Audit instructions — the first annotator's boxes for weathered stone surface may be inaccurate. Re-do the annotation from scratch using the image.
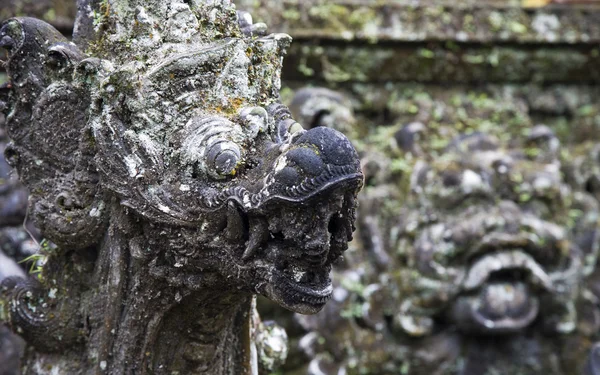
[237,0,600,44]
[0,2,363,374]
[3,1,600,84]
[282,43,600,83]
[262,85,600,375]
[2,2,599,374]
[236,1,600,85]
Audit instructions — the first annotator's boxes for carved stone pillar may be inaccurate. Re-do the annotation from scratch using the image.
[0,1,363,374]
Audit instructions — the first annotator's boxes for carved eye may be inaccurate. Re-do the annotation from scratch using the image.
[182,116,246,180]
[206,141,241,177]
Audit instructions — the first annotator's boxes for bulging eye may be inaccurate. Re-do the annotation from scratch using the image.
[206,140,241,177]
[182,116,247,180]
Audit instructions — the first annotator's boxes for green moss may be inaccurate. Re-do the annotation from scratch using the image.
[348,8,378,31]
[510,21,528,34]
[43,8,56,22]
[282,9,301,22]
[0,299,8,323]
[418,48,435,59]
[308,4,350,33]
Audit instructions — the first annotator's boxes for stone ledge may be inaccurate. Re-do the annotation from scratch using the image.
[282,43,600,83]
[238,0,600,44]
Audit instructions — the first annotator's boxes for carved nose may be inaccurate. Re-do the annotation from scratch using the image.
[262,125,362,205]
[292,127,358,167]
[273,126,361,187]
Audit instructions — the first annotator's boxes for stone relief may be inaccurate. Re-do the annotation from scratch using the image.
[0,1,363,374]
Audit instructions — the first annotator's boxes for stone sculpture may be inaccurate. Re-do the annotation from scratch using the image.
[0,112,36,375]
[286,87,600,375]
[0,1,363,373]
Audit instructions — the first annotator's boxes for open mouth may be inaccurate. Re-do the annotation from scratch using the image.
[452,250,555,333]
[268,265,334,314]
[462,250,554,292]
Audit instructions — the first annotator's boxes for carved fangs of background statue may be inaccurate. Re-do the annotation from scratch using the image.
[0,1,363,373]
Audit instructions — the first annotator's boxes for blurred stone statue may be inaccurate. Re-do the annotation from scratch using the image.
[287,87,600,375]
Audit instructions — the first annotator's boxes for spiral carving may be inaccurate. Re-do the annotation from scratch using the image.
[2,278,83,352]
[182,116,245,179]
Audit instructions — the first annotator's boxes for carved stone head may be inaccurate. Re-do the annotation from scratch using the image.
[0,2,362,369]
[392,126,599,336]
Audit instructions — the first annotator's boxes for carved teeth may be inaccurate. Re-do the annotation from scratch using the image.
[224,201,246,241]
[242,217,269,260]
[462,250,553,291]
[292,267,307,283]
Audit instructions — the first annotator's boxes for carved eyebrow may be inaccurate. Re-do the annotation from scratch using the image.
[147,39,240,80]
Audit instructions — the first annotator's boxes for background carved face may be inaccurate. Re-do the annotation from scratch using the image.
[392,128,600,335]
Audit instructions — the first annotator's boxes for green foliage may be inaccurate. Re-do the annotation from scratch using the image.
[18,239,53,281]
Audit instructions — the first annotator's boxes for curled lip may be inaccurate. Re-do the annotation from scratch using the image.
[467,229,566,268]
[452,245,581,333]
[273,267,333,297]
[247,172,364,210]
[265,267,334,314]
[462,250,554,292]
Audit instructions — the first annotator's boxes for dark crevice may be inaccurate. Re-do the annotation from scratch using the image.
[270,231,285,241]
[309,110,330,129]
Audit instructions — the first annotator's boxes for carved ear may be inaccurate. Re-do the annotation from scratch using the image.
[1,18,108,250]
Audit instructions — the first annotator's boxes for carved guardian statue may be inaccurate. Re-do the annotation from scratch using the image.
[0,1,363,374]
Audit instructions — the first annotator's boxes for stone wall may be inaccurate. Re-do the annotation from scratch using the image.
[236,0,600,121]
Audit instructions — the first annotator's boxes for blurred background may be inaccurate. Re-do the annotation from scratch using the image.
[2,1,600,374]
